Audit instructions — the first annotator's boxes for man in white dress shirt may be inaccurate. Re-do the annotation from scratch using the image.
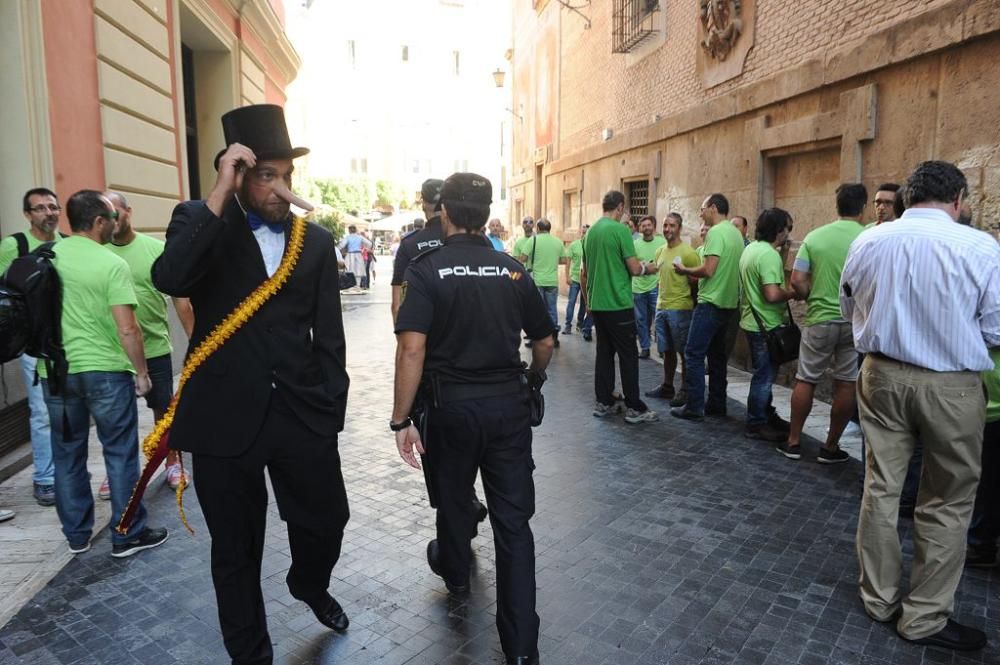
[841,160,1000,652]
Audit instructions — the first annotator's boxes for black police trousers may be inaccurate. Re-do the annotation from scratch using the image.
[427,391,539,659]
[193,392,350,665]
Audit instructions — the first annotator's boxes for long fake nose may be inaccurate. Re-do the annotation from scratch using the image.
[271,181,315,212]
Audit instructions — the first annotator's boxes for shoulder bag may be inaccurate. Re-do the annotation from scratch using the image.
[748,300,800,366]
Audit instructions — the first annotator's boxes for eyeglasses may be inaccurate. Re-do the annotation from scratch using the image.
[100,210,119,221]
[28,204,61,213]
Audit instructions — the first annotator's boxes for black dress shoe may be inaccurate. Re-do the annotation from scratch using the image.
[644,384,675,399]
[304,593,349,632]
[639,349,650,359]
[426,540,469,594]
[506,656,539,665]
[704,405,727,417]
[473,498,488,523]
[670,407,703,421]
[900,619,987,651]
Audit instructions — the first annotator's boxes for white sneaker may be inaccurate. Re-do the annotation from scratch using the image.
[165,463,190,491]
[625,408,658,424]
[0,509,15,523]
[593,402,615,418]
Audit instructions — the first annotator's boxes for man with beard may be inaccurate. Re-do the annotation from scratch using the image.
[0,188,63,506]
[152,105,351,665]
[41,190,166,558]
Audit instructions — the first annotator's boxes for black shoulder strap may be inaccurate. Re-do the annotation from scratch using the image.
[13,233,28,258]
[529,236,537,270]
[410,244,443,264]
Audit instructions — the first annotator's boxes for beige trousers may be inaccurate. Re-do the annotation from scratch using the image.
[856,354,984,639]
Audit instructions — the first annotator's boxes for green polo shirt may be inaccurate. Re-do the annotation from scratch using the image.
[0,232,62,274]
[698,220,744,309]
[583,217,635,311]
[654,242,700,310]
[793,219,865,326]
[739,241,787,332]
[50,236,138,376]
[108,233,172,359]
[522,233,564,288]
[566,239,584,283]
[632,235,666,294]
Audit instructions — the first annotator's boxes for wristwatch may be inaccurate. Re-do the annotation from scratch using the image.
[389,417,412,432]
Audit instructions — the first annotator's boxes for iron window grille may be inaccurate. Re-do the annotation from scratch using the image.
[626,180,650,219]
[612,0,660,53]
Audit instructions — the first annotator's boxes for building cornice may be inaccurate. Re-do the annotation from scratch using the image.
[224,0,301,83]
[544,0,999,176]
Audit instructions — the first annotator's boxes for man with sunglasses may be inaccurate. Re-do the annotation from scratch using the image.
[40,189,166,559]
[0,188,64,506]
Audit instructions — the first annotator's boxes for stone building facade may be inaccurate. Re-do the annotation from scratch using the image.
[0,0,298,463]
[508,0,1000,247]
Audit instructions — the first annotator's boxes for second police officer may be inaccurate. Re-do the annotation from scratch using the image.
[391,173,554,665]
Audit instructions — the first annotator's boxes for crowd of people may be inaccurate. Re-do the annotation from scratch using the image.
[1,97,997,665]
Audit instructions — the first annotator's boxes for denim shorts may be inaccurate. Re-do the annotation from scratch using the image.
[654,309,692,355]
[144,354,174,412]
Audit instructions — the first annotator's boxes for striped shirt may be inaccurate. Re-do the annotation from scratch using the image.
[840,207,1000,372]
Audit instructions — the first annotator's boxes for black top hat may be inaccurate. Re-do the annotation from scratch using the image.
[213,104,309,170]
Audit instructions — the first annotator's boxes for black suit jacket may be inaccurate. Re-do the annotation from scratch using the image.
[152,199,349,457]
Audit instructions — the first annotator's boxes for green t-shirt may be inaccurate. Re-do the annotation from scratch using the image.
[108,233,172,359]
[53,236,138,375]
[739,241,787,331]
[566,239,585,283]
[521,233,564,288]
[654,242,700,310]
[0,232,62,274]
[513,235,533,261]
[984,348,1000,424]
[632,236,666,294]
[583,217,635,311]
[793,219,865,326]
[698,220,744,309]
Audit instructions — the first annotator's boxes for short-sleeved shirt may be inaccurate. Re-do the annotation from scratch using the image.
[393,217,445,286]
[513,235,534,261]
[0,232,62,274]
[654,242,700,310]
[339,233,368,253]
[739,241,787,332]
[487,234,505,251]
[395,233,553,385]
[108,233,172,359]
[583,217,635,312]
[794,219,864,326]
[632,236,666,294]
[566,239,585,283]
[521,233,564,288]
[52,236,138,375]
[698,220,744,309]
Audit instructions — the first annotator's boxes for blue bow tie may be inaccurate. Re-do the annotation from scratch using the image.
[247,211,286,234]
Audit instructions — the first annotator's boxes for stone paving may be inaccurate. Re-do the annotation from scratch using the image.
[0,280,997,665]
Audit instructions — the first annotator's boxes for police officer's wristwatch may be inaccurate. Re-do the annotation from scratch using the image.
[389,417,412,432]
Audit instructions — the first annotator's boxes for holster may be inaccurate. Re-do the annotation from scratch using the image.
[411,384,437,508]
[521,367,546,427]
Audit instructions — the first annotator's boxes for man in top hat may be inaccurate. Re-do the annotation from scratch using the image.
[152,104,351,665]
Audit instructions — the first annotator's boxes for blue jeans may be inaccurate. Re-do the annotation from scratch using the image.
[43,372,147,546]
[20,354,54,485]
[683,303,735,415]
[564,282,591,333]
[654,309,692,355]
[538,286,559,330]
[745,331,777,426]
[633,289,658,351]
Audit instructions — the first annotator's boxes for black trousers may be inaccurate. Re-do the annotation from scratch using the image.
[592,309,646,411]
[193,393,350,665]
[428,392,539,659]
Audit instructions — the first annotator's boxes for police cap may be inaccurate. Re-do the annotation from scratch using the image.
[440,173,493,208]
[421,179,444,206]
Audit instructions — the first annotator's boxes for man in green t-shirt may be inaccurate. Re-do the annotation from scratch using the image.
[632,216,666,359]
[563,224,592,339]
[518,219,565,347]
[42,189,168,558]
[512,216,534,260]
[581,191,657,424]
[106,192,195,496]
[779,183,867,463]
[646,212,700,406]
[671,193,744,420]
[0,188,63,507]
[739,208,799,443]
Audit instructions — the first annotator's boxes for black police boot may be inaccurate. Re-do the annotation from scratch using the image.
[303,592,349,632]
[426,540,469,594]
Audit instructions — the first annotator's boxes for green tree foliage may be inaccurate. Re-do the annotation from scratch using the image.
[311,208,344,243]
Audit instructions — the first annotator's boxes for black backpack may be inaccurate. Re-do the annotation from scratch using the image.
[0,242,67,393]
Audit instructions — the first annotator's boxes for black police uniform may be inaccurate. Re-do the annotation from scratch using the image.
[395,233,553,659]
[391,215,445,287]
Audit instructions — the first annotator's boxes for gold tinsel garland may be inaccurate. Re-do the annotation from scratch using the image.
[117,215,307,535]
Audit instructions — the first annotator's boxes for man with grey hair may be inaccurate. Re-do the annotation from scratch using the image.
[106,191,194,496]
[487,218,506,251]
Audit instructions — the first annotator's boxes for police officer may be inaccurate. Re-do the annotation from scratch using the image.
[392,173,554,665]
[391,178,445,321]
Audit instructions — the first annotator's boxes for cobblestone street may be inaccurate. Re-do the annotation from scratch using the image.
[1,281,997,665]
